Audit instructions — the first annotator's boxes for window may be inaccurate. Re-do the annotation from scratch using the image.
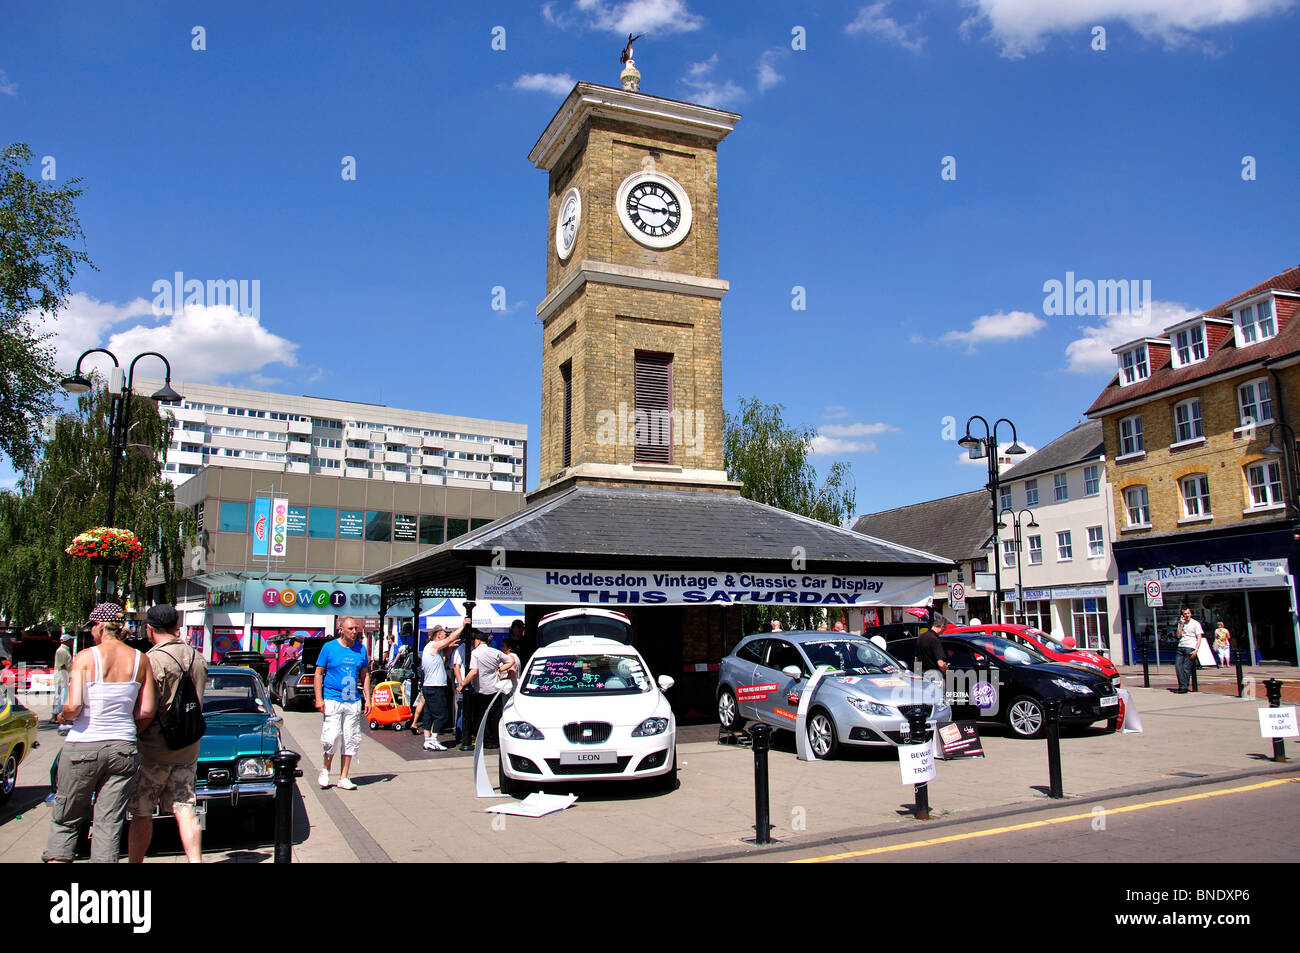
[1084,465,1100,496]
[1070,598,1109,651]
[1181,474,1211,518]
[633,351,673,464]
[1027,535,1043,565]
[1054,472,1069,502]
[1002,539,1017,568]
[308,506,336,539]
[1024,479,1038,506]
[1246,461,1283,508]
[1000,485,1012,512]
[1174,399,1203,443]
[1172,325,1206,366]
[1057,530,1073,561]
[218,502,247,533]
[934,572,949,586]
[1005,600,1050,631]
[1087,525,1105,558]
[1238,379,1274,428]
[1119,345,1149,385]
[560,361,572,468]
[1124,486,1151,526]
[1236,297,1277,346]
[1119,415,1144,456]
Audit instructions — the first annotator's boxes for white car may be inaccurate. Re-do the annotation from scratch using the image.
[498,610,677,795]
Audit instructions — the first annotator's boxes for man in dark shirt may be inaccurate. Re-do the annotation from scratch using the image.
[916,616,949,685]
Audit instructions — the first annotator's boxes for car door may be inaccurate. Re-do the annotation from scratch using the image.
[940,640,990,721]
[759,639,808,729]
[729,638,766,720]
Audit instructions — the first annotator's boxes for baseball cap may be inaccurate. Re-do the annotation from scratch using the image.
[60,633,75,643]
[145,603,179,629]
[88,603,125,625]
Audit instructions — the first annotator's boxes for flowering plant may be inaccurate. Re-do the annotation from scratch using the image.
[65,526,144,561]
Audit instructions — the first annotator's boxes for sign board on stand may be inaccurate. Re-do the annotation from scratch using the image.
[1259,706,1298,738]
[932,721,984,759]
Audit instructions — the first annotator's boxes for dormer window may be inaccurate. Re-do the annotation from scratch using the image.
[1119,345,1149,385]
[1236,296,1277,347]
[1172,324,1206,367]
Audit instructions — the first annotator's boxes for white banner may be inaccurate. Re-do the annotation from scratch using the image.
[476,567,934,607]
[1125,560,1289,594]
[270,498,290,558]
[898,742,937,785]
[1259,706,1298,739]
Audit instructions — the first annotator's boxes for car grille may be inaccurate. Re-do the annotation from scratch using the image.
[898,704,933,722]
[198,761,234,786]
[563,722,612,744]
[545,756,632,775]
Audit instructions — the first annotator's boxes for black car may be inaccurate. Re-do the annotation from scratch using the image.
[885,632,1118,739]
[268,636,332,710]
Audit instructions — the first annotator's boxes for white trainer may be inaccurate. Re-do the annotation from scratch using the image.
[336,777,357,791]
[317,769,330,789]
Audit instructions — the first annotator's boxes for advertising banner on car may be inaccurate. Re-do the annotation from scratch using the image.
[477,568,933,607]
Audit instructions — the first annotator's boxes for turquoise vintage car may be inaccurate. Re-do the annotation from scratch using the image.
[0,695,40,806]
[197,666,283,830]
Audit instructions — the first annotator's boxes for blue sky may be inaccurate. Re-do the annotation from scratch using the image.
[3,0,1298,516]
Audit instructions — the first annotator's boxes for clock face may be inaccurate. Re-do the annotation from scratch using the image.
[555,187,581,260]
[615,171,693,249]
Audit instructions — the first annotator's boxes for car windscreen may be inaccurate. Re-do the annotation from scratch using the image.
[522,653,651,696]
[802,639,901,675]
[204,674,269,714]
[969,636,1050,666]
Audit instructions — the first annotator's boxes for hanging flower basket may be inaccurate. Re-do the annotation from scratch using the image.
[65,527,144,562]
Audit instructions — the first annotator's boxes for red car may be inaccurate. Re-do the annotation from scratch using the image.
[948,623,1119,685]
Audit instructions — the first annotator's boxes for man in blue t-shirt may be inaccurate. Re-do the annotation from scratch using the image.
[314,617,371,790]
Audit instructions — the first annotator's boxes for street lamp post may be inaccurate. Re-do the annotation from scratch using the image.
[958,416,1027,624]
[62,348,182,601]
[999,507,1039,622]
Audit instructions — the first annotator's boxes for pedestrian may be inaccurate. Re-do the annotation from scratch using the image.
[53,633,74,726]
[1173,607,1205,693]
[457,629,511,748]
[1213,621,1231,667]
[44,603,157,864]
[128,603,208,863]
[770,620,783,632]
[314,616,371,790]
[501,637,523,688]
[916,614,949,688]
[415,622,463,750]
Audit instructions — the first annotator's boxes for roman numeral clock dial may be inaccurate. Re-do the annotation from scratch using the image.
[615,171,693,250]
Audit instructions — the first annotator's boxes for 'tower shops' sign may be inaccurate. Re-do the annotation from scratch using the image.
[238,581,417,616]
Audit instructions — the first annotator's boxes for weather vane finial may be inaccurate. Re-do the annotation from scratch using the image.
[619,33,643,91]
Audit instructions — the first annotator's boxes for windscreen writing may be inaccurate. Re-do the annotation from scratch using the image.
[523,654,650,695]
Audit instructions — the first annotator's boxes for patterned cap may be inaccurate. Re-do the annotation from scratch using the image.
[88,602,125,624]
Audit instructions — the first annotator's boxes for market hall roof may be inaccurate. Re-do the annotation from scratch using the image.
[361,484,952,591]
[852,489,993,564]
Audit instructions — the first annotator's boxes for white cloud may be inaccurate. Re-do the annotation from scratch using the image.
[0,69,17,96]
[34,292,299,385]
[543,0,704,34]
[823,405,851,420]
[514,72,576,95]
[756,49,785,91]
[938,310,1046,348]
[846,2,927,53]
[956,441,1038,468]
[812,435,878,455]
[961,0,1295,58]
[820,422,901,437]
[680,54,745,108]
[1064,299,1199,372]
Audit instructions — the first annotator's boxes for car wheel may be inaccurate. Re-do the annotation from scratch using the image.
[0,750,17,805]
[1007,696,1046,739]
[369,719,379,731]
[498,757,525,798]
[717,687,746,731]
[807,710,839,760]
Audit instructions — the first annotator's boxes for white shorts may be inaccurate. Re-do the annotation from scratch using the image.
[321,699,362,757]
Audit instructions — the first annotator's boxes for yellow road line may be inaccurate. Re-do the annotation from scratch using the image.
[792,777,1298,863]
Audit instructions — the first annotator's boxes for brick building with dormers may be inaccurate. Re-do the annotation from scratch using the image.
[1086,266,1300,666]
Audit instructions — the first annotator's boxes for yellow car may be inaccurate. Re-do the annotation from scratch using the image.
[0,695,39,806]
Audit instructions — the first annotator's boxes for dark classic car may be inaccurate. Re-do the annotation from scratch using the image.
[196,666,283,830]
[268,636,331,710]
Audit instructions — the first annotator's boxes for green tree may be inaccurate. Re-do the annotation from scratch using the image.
[0,142,95,471]
[723,396,857,631]
[0,385,194,628]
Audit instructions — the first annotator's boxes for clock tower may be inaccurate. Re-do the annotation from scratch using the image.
[528,81,741,500]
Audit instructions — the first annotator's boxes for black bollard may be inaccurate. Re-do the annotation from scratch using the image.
[272,748,302,864]
[1141,641,1150,689]
[904,707,933,819]
[458,686,475,752]
[1043,699,1064,799]
[749,723,774,844]
[1265,679,1288,763]
[1234,634,1245,698]
[1191,655,1199,693]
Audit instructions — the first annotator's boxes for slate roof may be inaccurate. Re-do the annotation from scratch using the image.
[1000,420,1103,483]
[363,484,952,589]
[851,489,993,563]
[1087,266,1300,417]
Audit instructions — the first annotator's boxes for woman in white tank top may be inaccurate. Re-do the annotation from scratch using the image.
[44,607,156,864]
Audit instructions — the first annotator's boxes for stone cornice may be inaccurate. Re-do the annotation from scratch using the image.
[537,259,729,325]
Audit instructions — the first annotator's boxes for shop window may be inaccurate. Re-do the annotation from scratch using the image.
[1070,598,1108,651]
[218,502,248,533]
[308,506,336,539]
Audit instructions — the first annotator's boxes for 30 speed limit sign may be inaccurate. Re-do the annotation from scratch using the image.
[1145,580,1163,607]
[950,582,966,609]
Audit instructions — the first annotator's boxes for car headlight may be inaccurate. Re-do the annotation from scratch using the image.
[1071,660,1108,676]
[236,757,273,780]
[1051,678,1093,695]
[631,717,670,737]
[846,696,898,717]
[504,721,544,740]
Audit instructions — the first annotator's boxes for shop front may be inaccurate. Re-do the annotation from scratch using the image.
[1000,583,1119,657]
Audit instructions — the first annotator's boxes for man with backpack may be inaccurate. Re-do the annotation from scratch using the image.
[128,603,208,863]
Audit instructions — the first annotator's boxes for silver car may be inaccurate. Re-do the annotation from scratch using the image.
[717,631,951,759]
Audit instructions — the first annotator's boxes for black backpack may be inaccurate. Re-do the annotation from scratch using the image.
[157,645,206,750]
